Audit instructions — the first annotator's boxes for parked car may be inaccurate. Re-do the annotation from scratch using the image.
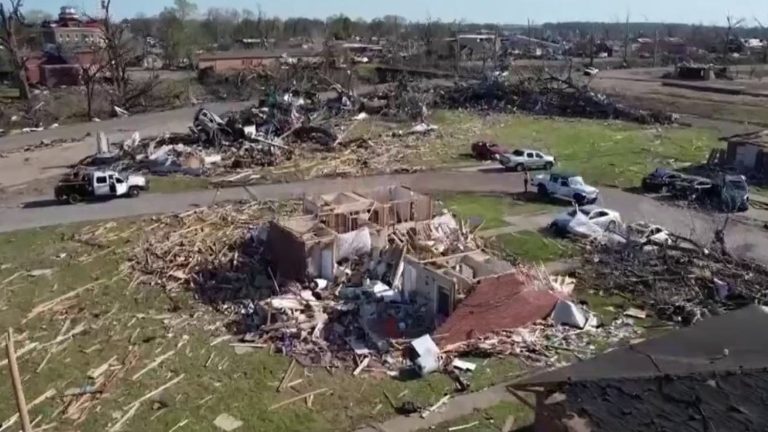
[470,141,509,161]
[532,171,599,205]
[498,149,555,172]
[549,205,622,238]
[708,174,750,212]
[641,168,686,193]
[669,176,713,199]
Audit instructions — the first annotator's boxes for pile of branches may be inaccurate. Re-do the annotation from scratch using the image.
[580,242,768,324]
[434,74,678,125]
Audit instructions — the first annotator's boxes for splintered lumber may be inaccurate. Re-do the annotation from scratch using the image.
[276,359,296,392]
[168,419,189,432]
[0,389,56,432]
[123,374,184,410]
[131,350,176,381]
[0,342,39,367]
[449,422,480,431]
[269,388,328,410]
[5,329,32,432]
[25,280,104,322]
[88,356,117,379]
[108,403,139,432]
[352,356,370,376]
[421,395,451,419]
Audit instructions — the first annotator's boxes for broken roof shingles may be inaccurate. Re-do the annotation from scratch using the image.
[565,371,768,432]
[438,272,558,346]
[517,305,768,386]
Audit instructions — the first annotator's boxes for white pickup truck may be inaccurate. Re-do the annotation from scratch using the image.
[532,172,599,205]
[55,169,149,204]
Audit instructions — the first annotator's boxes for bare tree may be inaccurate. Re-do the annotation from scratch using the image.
[0,0,30,99]
[723,15,745,63]
[80,51,109,119]
[101,0,158,110]
[623,13,631,66]
[756,18,768,64]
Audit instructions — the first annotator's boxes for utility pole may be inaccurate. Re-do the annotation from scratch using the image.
[652,29,659,67]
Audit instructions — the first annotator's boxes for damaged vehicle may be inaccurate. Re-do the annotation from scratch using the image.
[627,221,672,245]
[549,205,622,238]
[532,171,599,205]
[498,149,556,172]
[641,168,686,193]
[470,141,509,161]
[55,169,149,204]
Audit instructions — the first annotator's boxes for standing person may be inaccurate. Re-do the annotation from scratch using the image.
[523,169,530,194]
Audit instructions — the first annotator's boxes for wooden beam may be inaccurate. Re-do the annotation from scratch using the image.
[6,329,32,432]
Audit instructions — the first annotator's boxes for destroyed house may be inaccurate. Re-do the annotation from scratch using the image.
[720,130,768,175]
[511,305,768,432]
[267,186,434,281]
[266,185,521,322]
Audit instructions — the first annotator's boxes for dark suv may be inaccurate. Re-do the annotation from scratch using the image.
[641,168,685,193]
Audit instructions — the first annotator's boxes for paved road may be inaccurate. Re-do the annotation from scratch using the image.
[2,169,767,263]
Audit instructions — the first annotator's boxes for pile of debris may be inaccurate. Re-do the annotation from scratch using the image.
[435,75,678,125]
[131,192,641,384]
[580,241,768,325]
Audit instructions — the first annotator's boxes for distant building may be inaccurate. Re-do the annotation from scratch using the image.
[197,48,322,73]
[40,6,104,51]
[635,36,690,58]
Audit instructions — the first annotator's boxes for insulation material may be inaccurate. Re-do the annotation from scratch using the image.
[336,227,372,260]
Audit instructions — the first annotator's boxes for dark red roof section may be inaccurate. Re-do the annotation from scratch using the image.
[438,272,558,346]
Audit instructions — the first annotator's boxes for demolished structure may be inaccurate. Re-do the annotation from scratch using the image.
[133,187,619,380]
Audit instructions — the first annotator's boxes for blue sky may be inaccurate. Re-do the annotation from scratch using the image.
[40,0,767,25]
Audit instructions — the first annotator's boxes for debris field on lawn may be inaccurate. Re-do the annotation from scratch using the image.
[68,71,678,186]
[129,185,647,390]
[580,237,768,325]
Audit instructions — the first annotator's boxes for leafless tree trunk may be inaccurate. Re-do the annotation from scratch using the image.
[723,16,745,63]
[623,13,631,66]
[756,18,768,64]
[0,0,30,99]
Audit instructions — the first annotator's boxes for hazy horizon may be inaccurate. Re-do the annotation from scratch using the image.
[35,0,767,26]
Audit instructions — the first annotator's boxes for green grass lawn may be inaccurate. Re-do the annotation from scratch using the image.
[0,220,525,432]
[440,193,558,230]
[486,116,719,188]
[494,231,576,264]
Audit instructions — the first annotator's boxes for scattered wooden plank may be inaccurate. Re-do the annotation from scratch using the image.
[123,374,184,410]
[352,356,370,376]
[108,403,139,432]
[0,389,56,432]
[24,280,104,323]
[5,328,32,432]
[168,419,189,432]
[448,421,479,431]
[277,359,296,393]
[421,395,450,419]
[88,356,117,379]
[131,350,176,381]
[269,388,328,410]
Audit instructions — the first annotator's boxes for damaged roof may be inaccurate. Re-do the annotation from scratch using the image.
[438,272,559,346]
[720,129,768,147]
[515,305,768,387]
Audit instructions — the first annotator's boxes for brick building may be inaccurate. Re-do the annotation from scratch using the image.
[197,48,321,73]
